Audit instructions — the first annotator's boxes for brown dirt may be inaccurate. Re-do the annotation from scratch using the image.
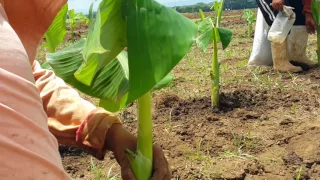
[65,22,89,41]
[60,67,320,179]
[182,9,254,20]
[39,8,320,180]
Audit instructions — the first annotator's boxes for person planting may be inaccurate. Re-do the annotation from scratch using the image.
[0,0,171,179]
[248,0,318,72]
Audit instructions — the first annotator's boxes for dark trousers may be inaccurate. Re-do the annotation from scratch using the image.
[256,0,305,26]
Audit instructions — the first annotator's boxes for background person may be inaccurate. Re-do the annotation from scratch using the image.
[248,0,318,72]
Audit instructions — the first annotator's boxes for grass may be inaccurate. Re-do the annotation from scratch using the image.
[90,158,120,180]
[296,166,303,180]
[231,130,259,153]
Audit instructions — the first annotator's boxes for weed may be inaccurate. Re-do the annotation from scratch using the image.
[90,158,103,180]
[231,130,258,152]
[296,166,303,180]
[236,59,248,68]
[165,108,174,132]
[90,158,120,180]
[218,147,257,160]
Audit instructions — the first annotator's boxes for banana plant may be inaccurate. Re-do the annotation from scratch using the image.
[45,0,197,179]
[242,9,256,38]
[196,0,232,108]
[312,0,320,65]
[67,9,89,42]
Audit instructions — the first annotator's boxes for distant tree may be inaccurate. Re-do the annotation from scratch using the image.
[225,0,257,10]
[174,0,257,13]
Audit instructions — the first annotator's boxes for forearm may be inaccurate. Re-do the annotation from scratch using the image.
[32,60,121,160]
[303,0,312,14]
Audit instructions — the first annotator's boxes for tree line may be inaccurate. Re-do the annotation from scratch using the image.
[175,0,257,13]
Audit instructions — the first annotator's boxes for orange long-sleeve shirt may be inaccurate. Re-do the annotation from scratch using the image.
[0,1,121,179]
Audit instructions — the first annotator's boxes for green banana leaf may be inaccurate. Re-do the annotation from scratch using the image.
[76,13,89,24]
[67,9,77,27]
[46,39,174,112]
[43,4,68,53]
[99,94,128,113]
[197,28,212,52]
[46,0,196,111]
[46,39,129,102]
[41,62,53,70]
[99,73,174,112]
[213,0,224,26]
[125,0,198,103]
[243,9,256,24]
[312,0,320,25]
[74,0,127,86]
[73,0,197,104]
[153,74,174,91]
[199,9,205,21]
[198,17,212,33]
[196,17,232,52]
[217,28,233,50]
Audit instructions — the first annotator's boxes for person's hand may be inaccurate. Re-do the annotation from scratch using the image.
[272,0,284,11]
[104,124,171,180]
[305,13,317,34]
[117,145,171,180]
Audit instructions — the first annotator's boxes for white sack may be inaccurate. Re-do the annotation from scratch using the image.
[248,9,273,67]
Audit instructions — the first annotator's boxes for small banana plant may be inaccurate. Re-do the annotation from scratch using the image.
[197,0,233,108]
[242,9,256,38]
[67,9,89,42]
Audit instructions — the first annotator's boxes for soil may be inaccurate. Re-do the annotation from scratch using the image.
[61,69,320,179]
[42,9,320,180]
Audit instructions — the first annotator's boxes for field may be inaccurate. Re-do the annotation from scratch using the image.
[37,9,320,179]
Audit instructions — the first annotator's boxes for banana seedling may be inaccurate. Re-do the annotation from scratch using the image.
[45,0,197,179]
[197,0,233,108]
[67,9,89,42]
[242,9,256,38]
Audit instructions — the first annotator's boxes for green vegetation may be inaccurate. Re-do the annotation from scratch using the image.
[196,0,233,107]
[67,9,89,42]
[174,0,257,13]
[44,0,196,179]
[312,0,320,65]
[242,9,256,38]
[296,166,303,180]
[90,158,120,180]
[38,0,320,179]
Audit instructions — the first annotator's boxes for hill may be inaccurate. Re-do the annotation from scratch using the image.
[174,0,257,13]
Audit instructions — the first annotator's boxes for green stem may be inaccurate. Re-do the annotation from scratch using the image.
[128,92,153,180]
[71,26,75,42]
[216,0,225,27]
[211,27,220,108]
[137,91,153,161]
[248,24,252,38]
[317,27,320,65]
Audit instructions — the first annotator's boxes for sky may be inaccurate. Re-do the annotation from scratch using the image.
[68,0,207,13]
